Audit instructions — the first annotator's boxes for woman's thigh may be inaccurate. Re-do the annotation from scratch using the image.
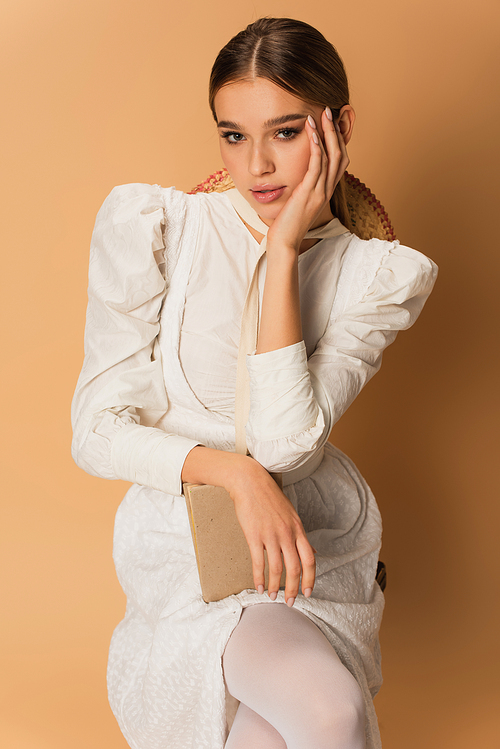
[222,602,366,749]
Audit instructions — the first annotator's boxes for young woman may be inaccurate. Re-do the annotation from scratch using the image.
[71,17,438,749]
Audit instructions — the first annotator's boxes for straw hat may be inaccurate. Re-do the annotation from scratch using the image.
[189,169,396,242]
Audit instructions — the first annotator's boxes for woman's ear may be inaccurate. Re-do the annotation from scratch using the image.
[337,105,355,145]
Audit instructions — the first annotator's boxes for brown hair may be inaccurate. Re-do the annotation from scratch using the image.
[209,17,352,229]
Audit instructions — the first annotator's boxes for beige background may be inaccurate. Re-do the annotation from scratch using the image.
[1,0,499,747]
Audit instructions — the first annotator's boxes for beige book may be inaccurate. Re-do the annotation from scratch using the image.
[183,481,286,603]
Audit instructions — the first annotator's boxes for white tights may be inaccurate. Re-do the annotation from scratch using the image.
[222,603,367,749]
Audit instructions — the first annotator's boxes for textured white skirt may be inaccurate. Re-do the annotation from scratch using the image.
[107,442,385,749]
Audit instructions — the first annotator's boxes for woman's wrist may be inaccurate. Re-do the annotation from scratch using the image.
[265,241,299,263]
[181,445,264,492]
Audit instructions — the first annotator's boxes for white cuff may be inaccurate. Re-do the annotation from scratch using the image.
[245,340,319,442]
[111,422,201,497]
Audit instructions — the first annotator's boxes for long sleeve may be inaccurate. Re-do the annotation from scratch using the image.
[244,238,438,473]
[71,183,200,497]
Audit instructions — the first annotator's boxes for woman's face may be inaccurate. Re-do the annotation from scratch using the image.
[214,77,332,227]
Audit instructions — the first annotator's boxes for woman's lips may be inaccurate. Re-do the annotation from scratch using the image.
[250,186,286,203]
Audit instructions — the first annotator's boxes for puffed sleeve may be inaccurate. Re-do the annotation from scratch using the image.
[71,183,201,497]
[244,239,438,474]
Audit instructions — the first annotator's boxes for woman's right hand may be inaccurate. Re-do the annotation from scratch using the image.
[225,455,316,605]
[265,107,350,255]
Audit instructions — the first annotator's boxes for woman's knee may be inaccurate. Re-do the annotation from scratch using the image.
[333,692,365,742]
[306,678,366,746]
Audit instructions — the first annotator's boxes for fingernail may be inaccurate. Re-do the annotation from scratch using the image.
[286,597,295,607]
[307,115,316,129]
[312,132,319,145]
[325,106,333,121]
[304,588,312,598]
[270,591,277,601]
[257,584,264,595]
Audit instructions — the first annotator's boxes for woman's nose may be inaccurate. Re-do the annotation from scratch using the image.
[248,144,275,176]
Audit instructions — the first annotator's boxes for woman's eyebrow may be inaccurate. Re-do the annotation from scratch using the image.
[263,113,307,128]
[217,120,242,130]
[217,114,307,130]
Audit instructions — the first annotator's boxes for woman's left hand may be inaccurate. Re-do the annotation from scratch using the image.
[266,108,349,253]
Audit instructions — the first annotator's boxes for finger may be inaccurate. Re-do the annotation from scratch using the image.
[321,108,344,198]
[303,116,328,190]
[249,542,266,595]
[265,544,284,601]
[296,534,316,597]
[282,544,303,605]
[311,114,331,189]
[304,117,323,182]
[304,121,335,215]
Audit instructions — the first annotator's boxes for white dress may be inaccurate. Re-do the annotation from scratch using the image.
[71,183,438,749]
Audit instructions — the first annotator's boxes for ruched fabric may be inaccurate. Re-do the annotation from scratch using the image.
[71,183,438,749]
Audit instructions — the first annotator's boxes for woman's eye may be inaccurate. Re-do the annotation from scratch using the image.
[276,128,299,140]
[222,132,245,144]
